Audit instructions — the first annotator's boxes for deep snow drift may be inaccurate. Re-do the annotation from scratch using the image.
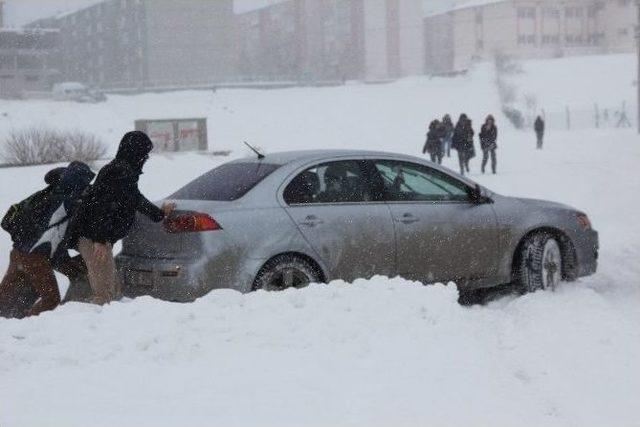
[0,55,639,427]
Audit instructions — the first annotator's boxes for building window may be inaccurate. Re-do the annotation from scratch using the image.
[543,8,560,18]
[565,7,584,18]
[618,27,629,36]
[518,7,536,19]
[0,55,15,69]
[25,75,40,82]
[588,33,604,45]
[565,34,584,44]
[475,10,483,23]
[17,55,42,70]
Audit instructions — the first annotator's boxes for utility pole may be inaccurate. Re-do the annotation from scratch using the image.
[637,0,640,133]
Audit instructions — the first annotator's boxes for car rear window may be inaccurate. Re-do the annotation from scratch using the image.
[169,162,280,201]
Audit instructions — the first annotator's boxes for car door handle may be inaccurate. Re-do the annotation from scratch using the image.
[396,213,420,224]
[299,215,324,227]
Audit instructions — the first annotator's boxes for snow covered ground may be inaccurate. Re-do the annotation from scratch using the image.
[0,55,639,426]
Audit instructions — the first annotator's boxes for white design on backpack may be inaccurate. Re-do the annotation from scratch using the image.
[30,204,69,258]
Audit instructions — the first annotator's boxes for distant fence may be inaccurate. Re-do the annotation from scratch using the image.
[528,102,636,131]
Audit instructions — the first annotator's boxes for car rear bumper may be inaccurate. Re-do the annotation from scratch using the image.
[116,254,212,302]
[575,229,598,277]
[116,253,263,302]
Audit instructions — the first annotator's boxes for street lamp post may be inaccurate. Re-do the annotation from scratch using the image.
[637,0,640,133]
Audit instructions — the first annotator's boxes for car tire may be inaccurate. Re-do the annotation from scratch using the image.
[252,254,321,291]
[517,232,563,293]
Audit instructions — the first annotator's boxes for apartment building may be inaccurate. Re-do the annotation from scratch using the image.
[28,0,235,90]
[236,0,424,82]
[0,28,60,98]
[424,0,639,74]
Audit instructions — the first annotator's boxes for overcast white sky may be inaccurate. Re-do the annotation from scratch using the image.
[3,0,457,28]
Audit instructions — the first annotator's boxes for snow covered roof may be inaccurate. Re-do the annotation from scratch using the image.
[0,27,59,33]
[424,0,507,18]
[54,0,104,20]
[234,0,290,15]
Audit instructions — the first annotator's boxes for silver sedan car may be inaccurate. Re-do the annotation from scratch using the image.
[116,150,598,302]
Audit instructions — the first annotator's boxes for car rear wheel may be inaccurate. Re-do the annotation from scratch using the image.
[518,232,563,293]
[252,255,321,291]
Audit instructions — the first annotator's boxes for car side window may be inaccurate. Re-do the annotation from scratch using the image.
[284,160,372,204]
[373,160,470,202]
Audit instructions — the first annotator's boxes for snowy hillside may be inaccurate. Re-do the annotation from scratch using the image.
[1,55,639,427]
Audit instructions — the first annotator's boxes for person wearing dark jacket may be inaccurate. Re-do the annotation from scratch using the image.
[0,162,95,318]
[70,131,175,304]
[479,115,498,174]
[422,119,444,164]
[440,114,454,157]
[534,116,545,149]
[452,114,475,175]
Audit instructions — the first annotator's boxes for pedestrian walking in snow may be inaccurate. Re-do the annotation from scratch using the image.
[440,114,454,157]
[423,119,444,164]
[479,115,498,174]
[452,114,475,175]
[0,162,95,318]
[534,116,545,149]
[69,131,175,304]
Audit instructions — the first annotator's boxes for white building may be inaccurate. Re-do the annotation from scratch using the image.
[424,0,639,74]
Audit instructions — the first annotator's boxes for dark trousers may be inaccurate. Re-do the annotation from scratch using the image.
[481,148,497,173]
[430,152,443,165]
[536,133,544,149]
[457,151,470,175]
[0,249,60,318]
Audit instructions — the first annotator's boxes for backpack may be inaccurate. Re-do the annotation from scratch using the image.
[1,188,54,241]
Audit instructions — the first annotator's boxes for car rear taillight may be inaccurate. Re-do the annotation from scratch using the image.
[576,213,592,231]
[164,213,222,233]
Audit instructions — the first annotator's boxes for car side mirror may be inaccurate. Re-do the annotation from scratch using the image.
[469,184,493,205]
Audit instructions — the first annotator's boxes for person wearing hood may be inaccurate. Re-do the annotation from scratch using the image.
[534,115,545,149]
[440,114,454,157]
[70,131,175,304]
[0,162,95,318]
[423,119,444,164]
[452,114,475,175]
[479,115,498,174]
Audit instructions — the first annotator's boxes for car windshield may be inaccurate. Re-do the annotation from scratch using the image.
[170,162,280,201]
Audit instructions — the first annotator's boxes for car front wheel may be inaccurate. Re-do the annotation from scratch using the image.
[252,254,321,291]
[518,232,563,293]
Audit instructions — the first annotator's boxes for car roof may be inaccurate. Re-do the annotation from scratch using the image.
[230,149,423,165]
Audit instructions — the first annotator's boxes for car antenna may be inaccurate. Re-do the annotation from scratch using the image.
[243,141,265,160]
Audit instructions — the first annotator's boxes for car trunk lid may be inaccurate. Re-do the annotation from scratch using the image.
[120,200,230,259]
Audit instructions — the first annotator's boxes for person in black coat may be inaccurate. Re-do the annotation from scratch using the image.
[534,116,545,149]
[71,131,175,304]
[422,119,444,164]
[440,114,454,157]
[0,162,95,318]
[452,114,475,175]
[479,115,498,174]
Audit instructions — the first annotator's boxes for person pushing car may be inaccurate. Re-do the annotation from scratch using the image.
[0,162,95,318]
[69,131,175,304]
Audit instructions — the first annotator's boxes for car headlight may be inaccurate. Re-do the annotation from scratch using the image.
[576,213,592,231]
